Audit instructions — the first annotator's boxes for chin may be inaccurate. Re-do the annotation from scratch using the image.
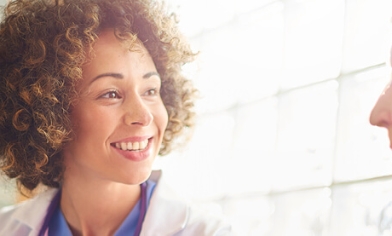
[122,169,153,185]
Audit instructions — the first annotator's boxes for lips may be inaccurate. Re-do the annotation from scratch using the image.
[111,137,153,162]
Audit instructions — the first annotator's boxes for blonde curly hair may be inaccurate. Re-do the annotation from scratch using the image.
[0,0,197,193]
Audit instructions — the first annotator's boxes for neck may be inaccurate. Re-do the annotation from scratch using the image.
[60,172,141,236]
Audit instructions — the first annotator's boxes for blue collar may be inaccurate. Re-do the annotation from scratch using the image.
[39,182,148,236]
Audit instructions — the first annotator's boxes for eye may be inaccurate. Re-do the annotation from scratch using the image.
[145,88,159,96]
[100,90,122,99]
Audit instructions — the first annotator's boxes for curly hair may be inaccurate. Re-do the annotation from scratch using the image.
[0,0,197,193]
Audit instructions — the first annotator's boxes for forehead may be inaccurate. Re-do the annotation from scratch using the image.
[94,29,147,54]
[77,28,157,89]
[82,28,152,71]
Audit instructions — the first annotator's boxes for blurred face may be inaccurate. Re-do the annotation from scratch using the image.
[62,29,168,184]
[370,78,392,148]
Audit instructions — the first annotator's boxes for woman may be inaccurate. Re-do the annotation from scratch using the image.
[0,0,231,235]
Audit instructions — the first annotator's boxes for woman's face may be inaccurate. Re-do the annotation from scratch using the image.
[370,73,392,148]
[62,29,168,184]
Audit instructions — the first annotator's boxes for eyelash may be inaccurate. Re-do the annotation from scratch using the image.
[99,88,159,99]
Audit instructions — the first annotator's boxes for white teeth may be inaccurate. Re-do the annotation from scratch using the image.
[121,142,127,150]
[140,140,148,149]
[114,140,149,151]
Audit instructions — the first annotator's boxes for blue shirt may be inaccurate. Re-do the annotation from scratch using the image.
[48,180,156,236]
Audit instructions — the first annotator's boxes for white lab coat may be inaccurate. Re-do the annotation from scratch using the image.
[0,170,232,236]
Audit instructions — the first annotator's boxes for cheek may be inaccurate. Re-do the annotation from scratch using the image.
[71,105,115,142]
[153,100,168,136]
[158,104,169,132]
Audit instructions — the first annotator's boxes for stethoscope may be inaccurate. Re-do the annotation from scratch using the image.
[39,182,148,236]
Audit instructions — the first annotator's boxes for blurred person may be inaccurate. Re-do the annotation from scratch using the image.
[370,47,392,144]
[0,0,231,235]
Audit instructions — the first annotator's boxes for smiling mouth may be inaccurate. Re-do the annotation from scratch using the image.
[111,139,149,151]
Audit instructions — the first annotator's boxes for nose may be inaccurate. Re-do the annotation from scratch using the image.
[124,95,153,127]
[370,81,392,128]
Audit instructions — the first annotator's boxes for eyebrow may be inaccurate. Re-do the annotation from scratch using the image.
[143,71,160,79]
[90,71,160,84]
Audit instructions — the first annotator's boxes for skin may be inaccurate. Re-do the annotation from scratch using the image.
[370,77,392,147]
[370,48,392,148]
[60,28,168,235]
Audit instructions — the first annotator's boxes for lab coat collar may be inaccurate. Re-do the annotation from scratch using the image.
[141,170,190,235]
[5,170,189,235]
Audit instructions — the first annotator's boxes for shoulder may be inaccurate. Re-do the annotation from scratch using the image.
[0,188,58,235]
[183,201,232,236]
[0,203,19,225]
[0,201,29,233]
[142,170,232,236]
